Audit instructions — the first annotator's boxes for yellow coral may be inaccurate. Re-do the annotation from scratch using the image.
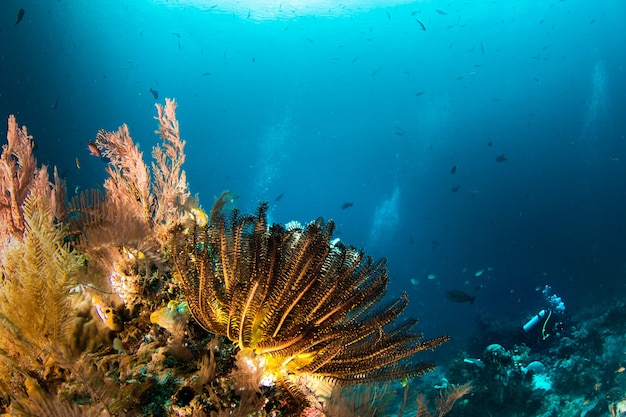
[0,194,81,368]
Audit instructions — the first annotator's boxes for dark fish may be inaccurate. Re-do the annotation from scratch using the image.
[341,202,354,210]
[275,193,284,202]
[371,68,382,77]
[487,141,493,147]
[415,91,425,96]
[149,88,159,99]
[386,10,391,20]
[451,185,460,193]
[435,9,447,15]
[431,240,439,249]
[15,9,24,25]
[446,290,476,304]
[415,19,426,31]
[451,165,457,175]
[480,42,485,54]
[495,153,507,163]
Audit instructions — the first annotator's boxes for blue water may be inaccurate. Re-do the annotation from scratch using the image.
[1,0,625,360]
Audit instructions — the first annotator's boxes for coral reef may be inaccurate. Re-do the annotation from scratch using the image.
[441,300,626,417]
[0,102,450,416]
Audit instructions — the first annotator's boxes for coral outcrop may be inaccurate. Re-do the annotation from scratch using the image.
[0,101,449,416]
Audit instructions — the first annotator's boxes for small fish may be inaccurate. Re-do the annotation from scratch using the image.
[386,10,391,20]
[410,278,419,286]
[87,140,101,157]
[427,273,437,280]
[435,9,448,15]
[475,269,484,277]
[394,131,405,136]
[149,88,159,100]
[75,157,81,169]
[275,193,284,201]
[341,202,354,210]
[52,98,58,111]
[495,153,508,162]
[415,19,426,31]
[189,207,208,227]
[487,141,493,147]
[617,366,625,373]
[415,91,425,96]
[446,290,476,304]
[201,72,212,76]
[451,165,457,175]
[451,185,460,193]
[15,9,25,25]
[150,300,190,333]
[371,68,382,77]
[480,42,485,54]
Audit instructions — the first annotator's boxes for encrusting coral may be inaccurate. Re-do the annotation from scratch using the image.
[0,100,451,416]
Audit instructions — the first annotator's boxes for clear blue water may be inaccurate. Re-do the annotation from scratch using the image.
[1,0,625,360]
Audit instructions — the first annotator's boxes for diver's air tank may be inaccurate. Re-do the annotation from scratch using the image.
[523,309,547,332]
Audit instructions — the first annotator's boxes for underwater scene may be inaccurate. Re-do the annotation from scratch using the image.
[1,0,625,416]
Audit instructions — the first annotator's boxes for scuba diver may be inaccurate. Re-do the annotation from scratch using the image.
[522,285,566,347]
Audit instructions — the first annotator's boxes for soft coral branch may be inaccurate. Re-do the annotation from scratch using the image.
[0,116,53,239]
[151,98,190,232]
[95,124,153,223]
